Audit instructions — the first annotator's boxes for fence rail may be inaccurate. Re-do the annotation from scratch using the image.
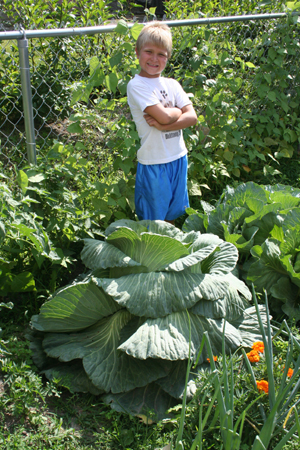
[0,12,300,172]
[0,13,290,40]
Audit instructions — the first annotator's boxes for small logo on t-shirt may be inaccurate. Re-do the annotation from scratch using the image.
[165,130,181,140]
[160,90,168,99]
[158,89,172,108]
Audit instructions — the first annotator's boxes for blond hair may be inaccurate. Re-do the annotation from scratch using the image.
[136,21,172,58]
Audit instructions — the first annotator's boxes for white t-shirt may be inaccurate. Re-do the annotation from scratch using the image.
[127,74,192,165]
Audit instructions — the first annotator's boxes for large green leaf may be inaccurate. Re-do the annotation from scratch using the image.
[41,310,168,393]
[97,272,229,318]
[140,219,199,243]
[229,305,268,347]
[217,273,252,300]
[220,205,259,254]
[190,286,249,320]
[281,208,300,230]
[31,281,121,332]
[269,191,300,209]
[103,383,177,421]
[119,315,146,345]
[183,212,207,233]
[270,276,297,303]
[281,301,300,322]
[105,219,148,237]
[226,207,253,232]
[42,309,131,391]
[26,329,58,371]
[264,183,300,196]
[206,204,233,237]
[111,356,171,394]
[106,228,189,272]
[279,209,300,255]
[280,227,300,256]
[223,226,256,254]
[221,182,268,207]
[190,233,223,250]
[106,227,143,257]
[247,240,287,292]
[279,254,300,288]
[265,184,300,205]
[43,360,103,395]
[163,244,218,272]
[104,219,198,244]
[81,239,142,270]
[156,360,198,400]
[270,277,300,321]
[246,212,283,246]
[201,242,238,275]
[244,198,266,215]
[118,311,242,361]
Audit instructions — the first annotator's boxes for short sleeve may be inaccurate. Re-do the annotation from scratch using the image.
[172,79,192,109]
[127,81,160,112]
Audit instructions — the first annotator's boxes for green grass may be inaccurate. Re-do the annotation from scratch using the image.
[0,329,178,450]
[1,319,299,450]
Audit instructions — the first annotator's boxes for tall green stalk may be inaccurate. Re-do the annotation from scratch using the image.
[173,287,300,449]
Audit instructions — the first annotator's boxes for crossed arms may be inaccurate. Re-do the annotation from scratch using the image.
[143,102,197,132]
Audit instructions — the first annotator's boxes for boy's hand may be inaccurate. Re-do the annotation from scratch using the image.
[144,114,165,130]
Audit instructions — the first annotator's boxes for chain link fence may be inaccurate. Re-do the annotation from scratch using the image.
[1,11,300,174]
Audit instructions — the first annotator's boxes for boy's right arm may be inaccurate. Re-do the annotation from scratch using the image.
[144,103,182,125]
[144,104,197,131]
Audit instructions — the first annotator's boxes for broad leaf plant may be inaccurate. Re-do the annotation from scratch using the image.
[28,219,267,420]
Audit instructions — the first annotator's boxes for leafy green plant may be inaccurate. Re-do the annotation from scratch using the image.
[0,0,115,126]
[65,9,300,205]
[168,288,300,450]
[165,0,286,18]
[162,2,300,188]
[0,332,90,450]
[183,181,300,320]
[27,219,268,421]
[0,171,57,296]
[3,0,300,195]
[0,332,59,420]
[1,0,111,29]
[0,328,178,450]
[241,292,300,449]
[0,141,134,299]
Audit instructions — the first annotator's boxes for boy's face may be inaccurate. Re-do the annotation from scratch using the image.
[136,43,168,78]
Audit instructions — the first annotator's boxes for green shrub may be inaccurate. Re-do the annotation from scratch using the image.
[166,4,300,189]
[183,181,300,320]
[0,142,135,299]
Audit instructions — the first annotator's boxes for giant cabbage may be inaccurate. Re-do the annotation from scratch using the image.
[28,219,265,420]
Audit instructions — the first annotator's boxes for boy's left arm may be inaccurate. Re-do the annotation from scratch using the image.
[144,104,197,131]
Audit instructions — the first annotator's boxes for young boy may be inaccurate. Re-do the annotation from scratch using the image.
[127,21,197,223]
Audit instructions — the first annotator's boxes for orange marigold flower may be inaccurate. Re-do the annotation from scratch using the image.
[287,368,294,378]
[252,341,264,353]
[257,380,269,394]
[247,350,260,363]
[207,356,218,363]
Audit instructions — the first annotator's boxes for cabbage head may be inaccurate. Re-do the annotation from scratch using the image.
[28,219,266,420]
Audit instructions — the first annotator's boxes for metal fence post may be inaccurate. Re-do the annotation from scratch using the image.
[18,30,36,165]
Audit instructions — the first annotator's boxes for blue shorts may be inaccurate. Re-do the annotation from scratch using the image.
[135,155,189,221]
